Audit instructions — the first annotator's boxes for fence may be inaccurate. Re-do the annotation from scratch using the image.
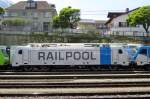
[0,29,149,45]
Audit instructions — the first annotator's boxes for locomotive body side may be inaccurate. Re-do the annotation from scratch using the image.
[11,45,130,67]
[12,46,100,66]
[29,46,100,66]
[111,48,130,66]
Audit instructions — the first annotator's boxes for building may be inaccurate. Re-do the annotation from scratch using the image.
[78,19,107,30]
[106,8,149,37]
[0,14,3,30]
[77,19,107,34]
[3,0,57,32]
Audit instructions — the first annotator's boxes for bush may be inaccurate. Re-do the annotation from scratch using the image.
[2,19,29,26]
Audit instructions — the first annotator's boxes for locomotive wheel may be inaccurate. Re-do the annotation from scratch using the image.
[90,66,101,71]
[32,67,40,72]
[40,66,51,72]
[97,66,102,71]
[109,66,118,71]
[89,66,97,71]
[145,65,150,71]
[23,66,33,72]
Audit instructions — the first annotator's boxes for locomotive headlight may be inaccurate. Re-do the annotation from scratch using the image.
[137,61,141,65]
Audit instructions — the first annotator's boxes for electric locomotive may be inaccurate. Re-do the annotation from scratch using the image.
[0,43,147,71]
[10,43,131,71]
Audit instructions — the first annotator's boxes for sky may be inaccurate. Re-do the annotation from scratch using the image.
[11,0,150,20]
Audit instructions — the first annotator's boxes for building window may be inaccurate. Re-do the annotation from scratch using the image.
[8,12,12,17]
[28,12,34,16]
[26,1,37,9]
[43,22,49,31]
[51,4,55,8]
[44,12,50,18]
[22,12,27,17]
[136,25,140,27]
[118,22,128,27]
[6,12,18,17]
[33,12,38,18]
[4,12,8,17]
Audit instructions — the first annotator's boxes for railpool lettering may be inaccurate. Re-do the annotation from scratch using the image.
[91,52,96,60]
[47,52,54,60]
[74,52,81,60]
[59,52,64,60]
[82,52,89,60]
[66,52,72,60]
[38,51,96,61]
[38,52,45,60]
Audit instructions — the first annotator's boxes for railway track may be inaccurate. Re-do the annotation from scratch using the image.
[2,93,150,99]
[0,70,150,75]
[1,73,150,79]
[0,71,150,98]
[1,88,150,99]
[1,80,150,88]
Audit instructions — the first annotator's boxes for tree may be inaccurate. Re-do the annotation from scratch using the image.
[127,6,150,37]
[53,16,61,29]
[0,7,4,15]
[0,7,4,30]
[53,7,80,29]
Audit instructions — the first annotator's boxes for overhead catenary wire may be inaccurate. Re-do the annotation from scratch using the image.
[80,10,125,16]
[81,10,125,12]
[56,9,126,18]
[57,10,126,16]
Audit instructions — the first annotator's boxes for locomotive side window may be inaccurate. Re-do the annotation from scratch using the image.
[139,49,147,56]
[18,50,22,54]
[118,49,123,54]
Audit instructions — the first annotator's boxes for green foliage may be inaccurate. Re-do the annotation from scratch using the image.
[53,7,80,29]
[53,16,61,28]
[2,18,30,26]
[127,6,150,36]
[0,7,4,15]
[0,49,9,65]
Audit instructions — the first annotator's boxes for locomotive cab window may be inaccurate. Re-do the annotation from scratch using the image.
[118,49,123,54]
[6,47,10,54]
[139,49,147,56]
[18,50,22,54]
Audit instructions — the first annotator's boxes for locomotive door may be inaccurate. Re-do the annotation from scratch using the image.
[118,49,124,65]
[23,49,29,65]
[100,47,111,65]
[137,48,148,65]
[112,49,119,65]
[112,49,126,65]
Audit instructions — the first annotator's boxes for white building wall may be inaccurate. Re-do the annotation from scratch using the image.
[3,10,53,32]
[108,12,150,36]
